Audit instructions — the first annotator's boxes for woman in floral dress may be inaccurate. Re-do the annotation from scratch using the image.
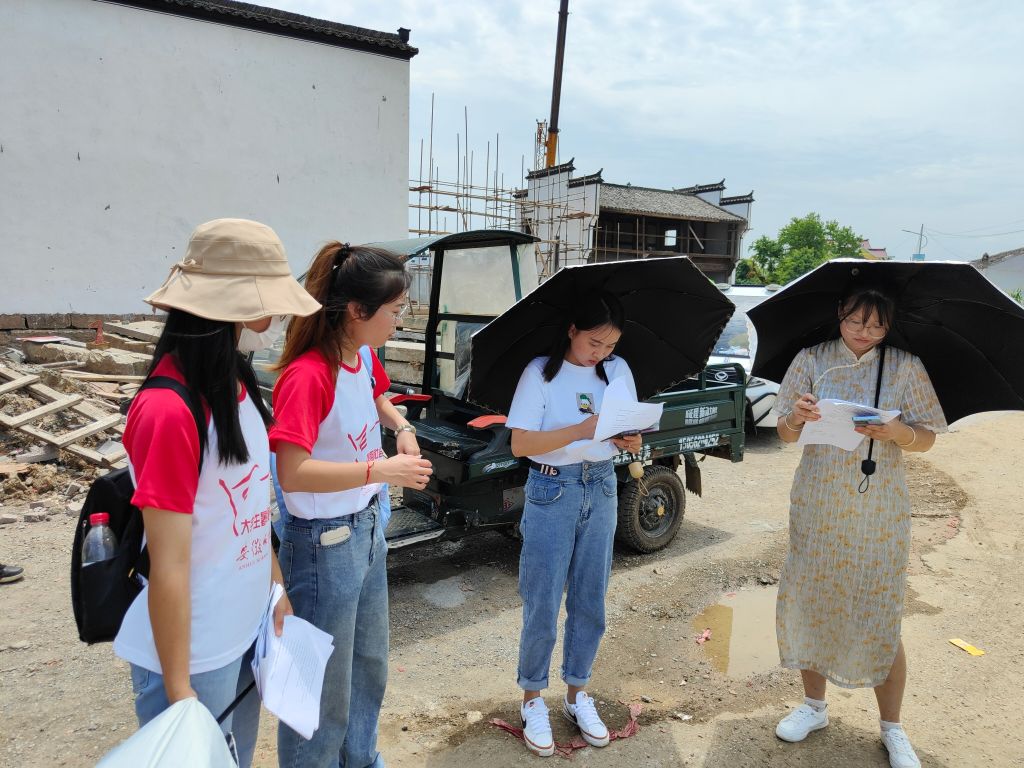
[773,286,946,768]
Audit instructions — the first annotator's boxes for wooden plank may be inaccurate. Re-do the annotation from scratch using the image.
[0,374,40,395]
[19,422,109,452]
[0,366,128,436]
[48,413,123,447]
[62,372,147,383]
[0,395,82,428]
[0,462,31,475]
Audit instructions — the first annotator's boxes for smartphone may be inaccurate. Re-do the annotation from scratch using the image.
[851,414,883,426]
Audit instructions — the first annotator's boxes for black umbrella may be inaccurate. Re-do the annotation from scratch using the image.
[747,259,1024,424]
[468,257,735,414]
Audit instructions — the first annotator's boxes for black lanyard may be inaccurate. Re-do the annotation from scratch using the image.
[858,345,886,493]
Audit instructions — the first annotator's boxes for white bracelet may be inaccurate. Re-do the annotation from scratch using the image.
[895,425,917,449]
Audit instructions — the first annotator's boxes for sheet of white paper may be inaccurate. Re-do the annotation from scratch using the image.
[593,377,664,443]
[797,399,901,451]
[251,584,335,740]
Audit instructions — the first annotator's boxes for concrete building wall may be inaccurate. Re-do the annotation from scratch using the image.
[0,0,410,314]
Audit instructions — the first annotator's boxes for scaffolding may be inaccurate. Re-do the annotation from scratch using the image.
[409,102,600,287]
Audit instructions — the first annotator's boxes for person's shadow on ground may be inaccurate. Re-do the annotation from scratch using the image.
[701,710,951,768]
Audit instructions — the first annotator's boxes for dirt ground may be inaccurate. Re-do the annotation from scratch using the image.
[1,414,1022,767]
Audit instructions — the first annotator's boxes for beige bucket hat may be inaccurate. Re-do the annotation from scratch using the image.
[145,218,321,322]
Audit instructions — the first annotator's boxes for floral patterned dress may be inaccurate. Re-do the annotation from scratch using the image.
[775,339,947,688]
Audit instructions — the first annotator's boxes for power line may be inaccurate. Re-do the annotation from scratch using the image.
[925,227,1024,239]
[924,216,1024,236]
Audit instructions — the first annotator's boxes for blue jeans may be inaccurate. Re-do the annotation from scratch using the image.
[277,502,389,768]
[517,460,618,691]
[129,644,259,768]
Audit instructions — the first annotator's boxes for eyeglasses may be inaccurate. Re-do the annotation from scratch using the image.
[390,305,409,324]
[841,317,888,338]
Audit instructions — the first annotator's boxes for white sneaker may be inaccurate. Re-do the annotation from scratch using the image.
[775,703,829,742]
[882,727,921,768]
[521,698,555,757]
[562,692,610,748]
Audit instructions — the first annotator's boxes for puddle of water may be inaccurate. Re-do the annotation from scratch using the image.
[693,586,779,678]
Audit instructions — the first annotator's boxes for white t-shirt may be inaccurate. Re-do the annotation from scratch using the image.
[506,355,637,466]
[115,368,272,675]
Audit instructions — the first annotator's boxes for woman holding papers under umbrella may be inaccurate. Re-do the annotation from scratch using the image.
[504,291,642,758]
[772,284,945,768]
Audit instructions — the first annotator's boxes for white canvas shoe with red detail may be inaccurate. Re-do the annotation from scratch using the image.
[521,698,555,757]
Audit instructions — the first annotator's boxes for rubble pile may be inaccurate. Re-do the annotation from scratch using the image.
[0,321,161,525]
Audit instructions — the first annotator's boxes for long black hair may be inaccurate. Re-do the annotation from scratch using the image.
[839,284,896,329]
[543,291,626,383]
[277,242,410,376]
[144,308,273,465]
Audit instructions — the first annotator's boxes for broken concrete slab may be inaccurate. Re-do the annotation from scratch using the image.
[22,342,91,366]
[384,340,426,364]
[13,445,60,464]
[105,321,164,344]
[21,341,151,375]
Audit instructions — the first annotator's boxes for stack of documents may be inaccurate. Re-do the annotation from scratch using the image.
[593,377,664,442]
[252,583,335,740]
[797,399,901,451]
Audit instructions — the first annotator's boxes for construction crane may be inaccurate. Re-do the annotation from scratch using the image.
[542,0,569,169]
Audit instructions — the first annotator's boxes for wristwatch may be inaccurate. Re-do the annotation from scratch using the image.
[396,424,417,436]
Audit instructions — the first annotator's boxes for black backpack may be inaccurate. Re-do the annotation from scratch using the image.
[71,377,204,644]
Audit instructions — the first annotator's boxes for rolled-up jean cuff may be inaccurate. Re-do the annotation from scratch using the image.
[561,671,591,687]
[517,675,549,692]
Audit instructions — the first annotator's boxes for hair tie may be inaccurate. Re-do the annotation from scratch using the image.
[333,242,352,269]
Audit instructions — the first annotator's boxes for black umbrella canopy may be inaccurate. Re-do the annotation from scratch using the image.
[468,257,735,414]
[747,259,1024,424]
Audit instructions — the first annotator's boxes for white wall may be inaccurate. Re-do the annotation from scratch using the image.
[0,0,410,313]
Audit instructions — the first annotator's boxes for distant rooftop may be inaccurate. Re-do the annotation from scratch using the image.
[599,183,746,223]
[111,0,419,59]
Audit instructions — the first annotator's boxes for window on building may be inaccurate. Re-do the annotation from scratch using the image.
[664,229,677,248]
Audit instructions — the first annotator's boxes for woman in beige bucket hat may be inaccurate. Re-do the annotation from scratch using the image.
[110,219,319,768]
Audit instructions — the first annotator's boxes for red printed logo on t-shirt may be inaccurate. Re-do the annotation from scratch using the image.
[219,464,272,570]
[220,465,271,536]
[346,420,381,454]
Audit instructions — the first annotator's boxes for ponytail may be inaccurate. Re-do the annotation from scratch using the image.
[276,241,409,374]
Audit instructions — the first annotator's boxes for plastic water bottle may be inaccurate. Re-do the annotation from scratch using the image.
[82,512,118,565]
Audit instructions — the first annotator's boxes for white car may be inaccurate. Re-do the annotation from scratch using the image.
[708,284,781,430]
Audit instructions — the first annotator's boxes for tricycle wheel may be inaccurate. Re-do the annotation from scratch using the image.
[616,465,685,554]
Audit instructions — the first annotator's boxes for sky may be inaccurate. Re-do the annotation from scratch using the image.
[274,0,1024,262]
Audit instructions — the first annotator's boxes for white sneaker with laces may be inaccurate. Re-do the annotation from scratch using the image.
[562,692,610,748]
[881,727,921,768]
[775,703,829,742]
[521,698,555,757]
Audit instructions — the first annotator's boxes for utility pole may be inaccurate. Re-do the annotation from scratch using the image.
[901,225,927,260]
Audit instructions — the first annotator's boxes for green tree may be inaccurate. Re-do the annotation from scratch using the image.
[734,213,863,285]
[1011,288,1023,304]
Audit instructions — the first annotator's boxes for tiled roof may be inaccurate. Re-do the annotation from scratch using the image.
[600,184,745,223]
[111,0,418,59]
[568,170,603,188]
[526,159,576,180]
[674,179,726,194]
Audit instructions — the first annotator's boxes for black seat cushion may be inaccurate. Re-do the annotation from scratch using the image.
[414,420,489,461]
